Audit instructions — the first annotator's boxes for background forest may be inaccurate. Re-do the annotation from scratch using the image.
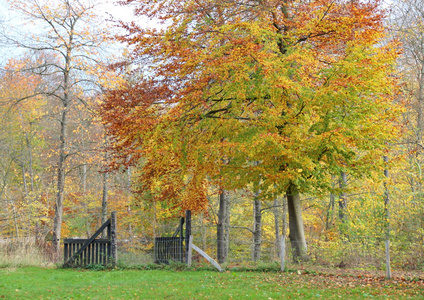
[0,0,423,272]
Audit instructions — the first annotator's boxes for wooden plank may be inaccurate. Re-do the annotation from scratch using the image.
[191,243,223,272]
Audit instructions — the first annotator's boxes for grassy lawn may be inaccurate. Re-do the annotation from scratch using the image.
[0,267,422,299]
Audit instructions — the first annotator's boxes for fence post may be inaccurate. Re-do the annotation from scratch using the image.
[185,210,191,263]
[111,211,117,266]
[187,235,193,267]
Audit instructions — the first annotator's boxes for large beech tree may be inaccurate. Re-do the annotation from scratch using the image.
[102,0,402,261]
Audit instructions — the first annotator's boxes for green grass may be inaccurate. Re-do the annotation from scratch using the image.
[0,267,422,299]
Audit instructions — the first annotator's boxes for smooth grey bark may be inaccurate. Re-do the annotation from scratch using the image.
[383,156,392,279]
[101,137,110,238]
[81,164,87,194]
[252,190,262,262]
[217,189,230,264]
[52,100,69,255]
[273,197,281,258]
[286,184,308,262]
[101,170,108,238]
[338,171,347,223]
[50,0,83,255]
[282,195,288,240]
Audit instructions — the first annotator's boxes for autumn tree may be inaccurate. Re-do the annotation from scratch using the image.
[102,0,402,261]
[2,0,113,256]
[0,56,47,238]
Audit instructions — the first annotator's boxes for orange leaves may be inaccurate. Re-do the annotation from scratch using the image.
[100,0,403,213]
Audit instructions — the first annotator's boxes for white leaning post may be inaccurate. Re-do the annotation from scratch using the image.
[189,235,223,272]
[280,235,286,272]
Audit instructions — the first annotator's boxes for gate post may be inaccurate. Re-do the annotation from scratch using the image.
[111,211,117,266]
[185,210,191,263]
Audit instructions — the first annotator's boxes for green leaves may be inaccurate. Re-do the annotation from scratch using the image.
[102,0,403,210]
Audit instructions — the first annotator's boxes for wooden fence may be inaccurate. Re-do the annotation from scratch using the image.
[154,210,191,264]
[154,237,184,264]
[64,212,117,267]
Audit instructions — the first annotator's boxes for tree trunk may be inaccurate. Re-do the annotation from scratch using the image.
[101,170,108,238]
[252,190,261,262]
[20,163,28,197]
[52,103,68,257]
[274,197,281,258]
[417,73,423,146]
[383,156,392,279]
[82,164,87,194]
[286,184,308,262]
[282,195,288,239]
[325,192,335,231]
[52,48,71,257]
[217,189,230,264]
[338,171,347,223]
[18,107,34,192]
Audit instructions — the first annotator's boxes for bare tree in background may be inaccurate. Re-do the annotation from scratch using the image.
[2,0,109,257]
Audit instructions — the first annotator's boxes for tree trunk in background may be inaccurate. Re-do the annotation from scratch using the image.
[224,192,230,259]
[383,156,392,279]
[52,102,69,257]
[18,107,35,193]
[101,170,108,238]
[326,193,335,230]
[339,172,348,230]
[252,190,262,262]
[82,164,87,194]
[20,163,28,197]
[217,189,230,264]
[273,197,281,258]
[286,184,308,262]
[282,195,288,239]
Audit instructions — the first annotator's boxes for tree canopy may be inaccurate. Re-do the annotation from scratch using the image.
[102,0,402,212]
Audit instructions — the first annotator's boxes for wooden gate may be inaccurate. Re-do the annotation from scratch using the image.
[154,210,191,264]
[64,212,117,267]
